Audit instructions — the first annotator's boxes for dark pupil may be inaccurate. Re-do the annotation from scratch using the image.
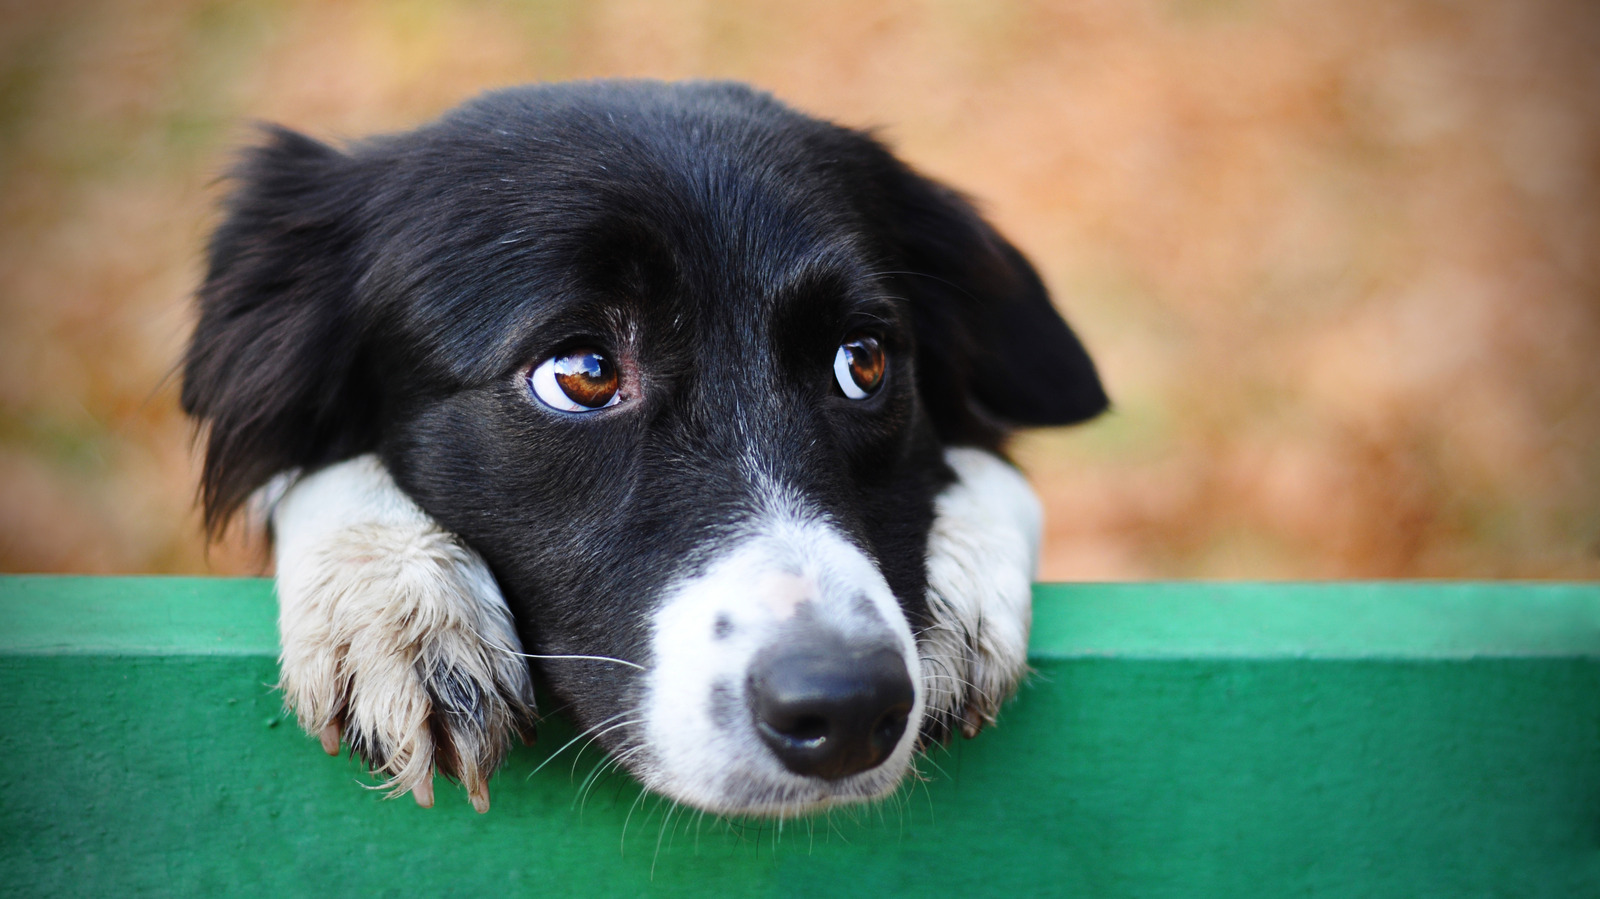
[554,351,617,408]
[845,337,884,392]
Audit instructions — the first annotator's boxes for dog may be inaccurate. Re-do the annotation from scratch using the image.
[182,79,1106,816]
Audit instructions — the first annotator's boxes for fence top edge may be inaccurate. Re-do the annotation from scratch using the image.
[1031,581,1600,660]
[2,576,1597,659]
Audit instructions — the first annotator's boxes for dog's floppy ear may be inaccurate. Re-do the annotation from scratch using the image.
[872,160,1108,446]
[182,126,379,535]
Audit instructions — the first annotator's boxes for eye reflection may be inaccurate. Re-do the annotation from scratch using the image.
[529,349,620,412]
[833,335,885,400]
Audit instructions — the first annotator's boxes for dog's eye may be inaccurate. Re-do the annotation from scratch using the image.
[833,335,885,400]
[528,349,620,412]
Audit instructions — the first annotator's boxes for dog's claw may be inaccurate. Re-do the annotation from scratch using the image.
[959,704,986,740]
[319,721,342,756]
[413,774,435,809]
[469,781,490,814]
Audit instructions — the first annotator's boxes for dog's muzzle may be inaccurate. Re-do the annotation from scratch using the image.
[640,513,925,815]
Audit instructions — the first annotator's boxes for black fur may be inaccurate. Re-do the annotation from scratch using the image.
[183,79,1106,752]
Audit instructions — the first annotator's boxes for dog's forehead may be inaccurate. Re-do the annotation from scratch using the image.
[375,93,891,384]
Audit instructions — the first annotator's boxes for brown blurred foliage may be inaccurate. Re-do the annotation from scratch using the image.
[1,0,1596,579]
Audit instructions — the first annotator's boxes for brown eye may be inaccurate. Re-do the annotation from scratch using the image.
[529,349,620,412]
[833,335,885,399]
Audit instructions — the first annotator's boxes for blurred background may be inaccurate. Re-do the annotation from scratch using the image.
[1,0,1596,579]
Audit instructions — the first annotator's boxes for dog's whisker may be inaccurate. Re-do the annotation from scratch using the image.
[914,748,953,782]
[917,670,976,687]
[620,777,654,856]
[693,807,711,853]
[577,744,645,811]
[492,646,646,671]
[575,749,630,811]
[457,618,646,672]
[526,711,636,780]
[861,268,984,304]
[652,798,685,877]
[567,717,643,780]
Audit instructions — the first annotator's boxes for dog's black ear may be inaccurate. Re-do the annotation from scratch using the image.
[872,160,1108,446]
[182,126,378,535]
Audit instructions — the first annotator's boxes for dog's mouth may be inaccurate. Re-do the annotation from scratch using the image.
[624,513,927,817]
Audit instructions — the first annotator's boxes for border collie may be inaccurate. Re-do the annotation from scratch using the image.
[182,80,1106,816]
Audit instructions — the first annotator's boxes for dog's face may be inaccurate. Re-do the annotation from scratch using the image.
[184,81,1105,814]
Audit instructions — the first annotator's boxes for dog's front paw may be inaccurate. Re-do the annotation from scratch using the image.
[919,447,1041,745]
[270,457,537,812]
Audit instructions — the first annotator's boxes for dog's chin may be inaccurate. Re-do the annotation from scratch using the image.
[636,742,918,818]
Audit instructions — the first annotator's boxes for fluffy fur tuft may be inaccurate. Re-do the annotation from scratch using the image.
[271,457,536,810]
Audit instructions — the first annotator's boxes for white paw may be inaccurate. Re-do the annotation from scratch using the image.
[919,447,1041,743]
[268,456,537,812]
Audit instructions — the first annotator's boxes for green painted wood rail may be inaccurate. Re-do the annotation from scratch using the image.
[1,577,1597,897]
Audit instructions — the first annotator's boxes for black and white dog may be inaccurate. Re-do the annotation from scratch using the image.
[183,80,1106,816]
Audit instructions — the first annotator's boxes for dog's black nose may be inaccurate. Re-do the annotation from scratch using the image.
[747,632,914,781]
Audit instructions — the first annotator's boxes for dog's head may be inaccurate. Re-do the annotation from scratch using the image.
[184,80,1105,814]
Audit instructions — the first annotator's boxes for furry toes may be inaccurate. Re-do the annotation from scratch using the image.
[917,447,1042,746]
[270,457,537,812]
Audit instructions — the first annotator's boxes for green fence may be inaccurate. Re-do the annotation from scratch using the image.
[2,577,1597,897]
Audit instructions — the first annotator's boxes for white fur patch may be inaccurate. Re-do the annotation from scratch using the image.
[268,455,536,810]
[639,510,924,816]
[919,447,1041,739]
